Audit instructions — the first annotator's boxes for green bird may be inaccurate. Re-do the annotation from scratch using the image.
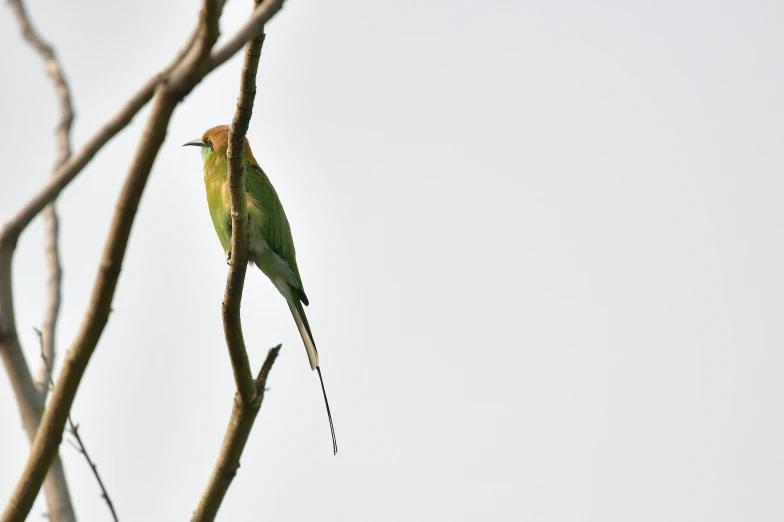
[184,125,336,454]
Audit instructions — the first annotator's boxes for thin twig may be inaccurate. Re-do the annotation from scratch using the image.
[37,204,63,402]
[34,328,119,522]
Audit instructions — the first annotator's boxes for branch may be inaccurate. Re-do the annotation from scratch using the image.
[35,329,119,522]
[37,203,63,402]
[193,10,279,520]
[191,346,281,522]
[6,1,74,519]
[222,27,266,405]
[8,0,73,405]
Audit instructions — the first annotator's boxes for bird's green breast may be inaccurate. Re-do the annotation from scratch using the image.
[203,156,233,254]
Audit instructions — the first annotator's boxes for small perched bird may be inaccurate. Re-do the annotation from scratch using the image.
[184,125,337,455]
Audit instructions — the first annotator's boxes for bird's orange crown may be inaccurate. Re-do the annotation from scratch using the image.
[201,124,258,163]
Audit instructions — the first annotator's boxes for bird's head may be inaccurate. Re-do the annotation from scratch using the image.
[183,124,257,164]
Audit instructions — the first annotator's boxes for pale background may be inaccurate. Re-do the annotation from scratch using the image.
[2,1,783,521]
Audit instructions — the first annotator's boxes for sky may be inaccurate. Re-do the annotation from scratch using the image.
[1,0,783,520]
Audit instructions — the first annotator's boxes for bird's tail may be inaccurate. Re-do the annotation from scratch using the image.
[288,298,338,455]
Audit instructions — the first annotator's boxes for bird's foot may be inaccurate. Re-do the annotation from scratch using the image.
[226,250,233,266]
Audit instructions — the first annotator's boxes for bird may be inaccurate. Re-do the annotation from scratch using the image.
[184,125,337,455]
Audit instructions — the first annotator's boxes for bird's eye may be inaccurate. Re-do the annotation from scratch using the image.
[204,137,213,150]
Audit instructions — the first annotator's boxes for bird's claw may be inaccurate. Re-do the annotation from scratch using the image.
[226,250,232,266]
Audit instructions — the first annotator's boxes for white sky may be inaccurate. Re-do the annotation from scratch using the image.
[2,1,783,520]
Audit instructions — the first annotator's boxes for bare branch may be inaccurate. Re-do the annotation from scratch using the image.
[34,329,119,522]
[222,27,267,405]
[191,346,281,522]
[193,11,280,520]
[8,0,73,406]
[8,0,74,159]
[5,1,75,520]
[36,204,63,402]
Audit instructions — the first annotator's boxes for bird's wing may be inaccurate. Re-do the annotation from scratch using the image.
[245,161,308,303]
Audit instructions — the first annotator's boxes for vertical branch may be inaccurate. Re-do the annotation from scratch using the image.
[7,1,74,520]
[193,8,282,520]
[7,0,75,402]
[9,0,72,400]
[222,28,266,405]
[38,204,63,400]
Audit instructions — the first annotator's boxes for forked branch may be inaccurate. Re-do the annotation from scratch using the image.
[191,346,281,522]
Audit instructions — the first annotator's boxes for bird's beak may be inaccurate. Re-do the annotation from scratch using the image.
[182,139,206,148]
